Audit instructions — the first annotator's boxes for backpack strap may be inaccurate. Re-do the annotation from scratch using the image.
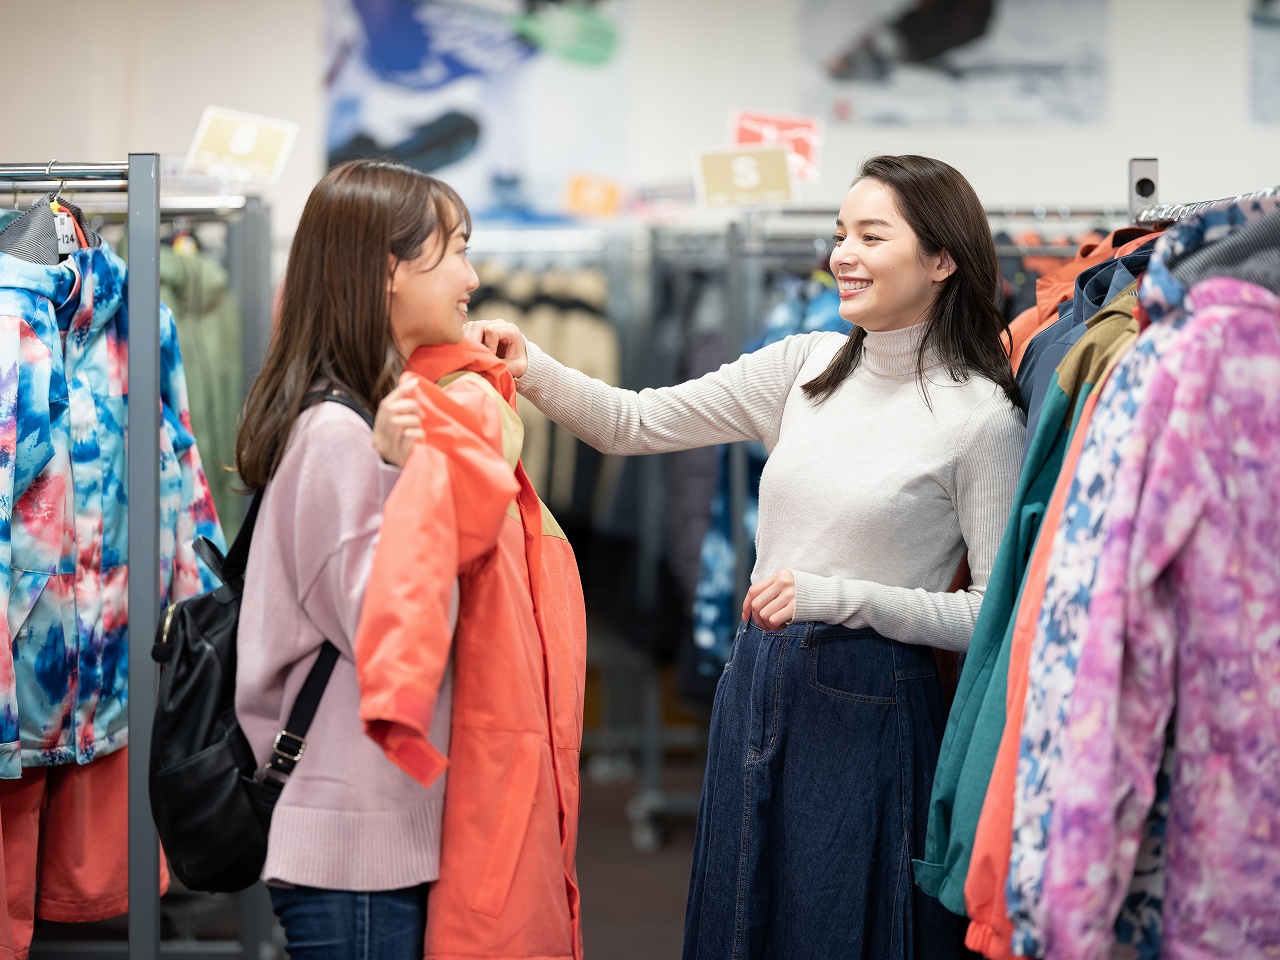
[300,385,376,429]
[263,640,340,781]
[215,490,261,583]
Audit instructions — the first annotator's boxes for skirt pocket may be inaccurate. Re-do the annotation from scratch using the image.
[806,630,897,704]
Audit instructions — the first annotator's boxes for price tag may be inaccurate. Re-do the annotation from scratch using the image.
[730,111,824,182]
[695,147,795,209]
[54,211,78,254]
[186,106,299,184]
[564,174,622,218]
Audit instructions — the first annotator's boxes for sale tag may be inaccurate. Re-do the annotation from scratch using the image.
[730,111,823,182]
[565,174,622,218]
[186,106,299,184]
[54,211,78,254]
[696,147,795,209]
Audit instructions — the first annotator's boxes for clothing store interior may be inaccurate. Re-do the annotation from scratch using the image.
[0,0,1278,958]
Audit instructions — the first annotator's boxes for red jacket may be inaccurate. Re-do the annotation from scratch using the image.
[355,341,587,960]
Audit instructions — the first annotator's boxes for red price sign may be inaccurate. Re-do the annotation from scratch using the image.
[730,111,823,182]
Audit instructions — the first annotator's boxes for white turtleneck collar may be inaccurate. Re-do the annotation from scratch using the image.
[859,322,941,379]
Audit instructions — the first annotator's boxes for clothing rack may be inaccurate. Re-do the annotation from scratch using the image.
[59,193,270,402]
[0,160,274,959]
[620,219,837,851]
[1133,184,1280,226]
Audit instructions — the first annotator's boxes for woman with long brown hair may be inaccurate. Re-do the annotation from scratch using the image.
[466,155,1025,958]
[233,158,478,960]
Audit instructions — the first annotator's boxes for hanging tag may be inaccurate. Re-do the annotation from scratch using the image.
[54,211,78,254]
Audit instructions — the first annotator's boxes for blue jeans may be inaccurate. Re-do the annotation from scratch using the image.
[682,620,969,960]
[268,884,428,960]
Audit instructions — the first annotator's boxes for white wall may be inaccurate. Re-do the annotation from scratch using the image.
[0,0,1275,249]
[630,0,1280,208]
[0,0,324,260]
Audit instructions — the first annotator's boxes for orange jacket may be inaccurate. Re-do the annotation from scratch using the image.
[355,341,587,960]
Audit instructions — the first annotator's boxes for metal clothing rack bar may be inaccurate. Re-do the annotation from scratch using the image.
[0,161,133,198]
[995,244,1088,257]
[777,205,1127,221]
[128,151,164,960]
[1134,185,1280,226]
[71,196,251,219]
[226,196,274,390]
[1,180,130,194]
[0,162,136,179]
[468,226,609,255]
[0,160,273,958]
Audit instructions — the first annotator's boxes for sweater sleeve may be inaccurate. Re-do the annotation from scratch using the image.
[515,331,834,455]
[791,395,1025,651]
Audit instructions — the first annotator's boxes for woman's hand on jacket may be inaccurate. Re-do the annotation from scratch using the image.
[742,570,796,631]
[372,377,425,467]
[464,319,529,378]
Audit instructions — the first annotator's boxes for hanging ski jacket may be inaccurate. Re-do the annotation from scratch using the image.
[355,340,586,960]
[0,244,223,779]
[1008,198,1280,959]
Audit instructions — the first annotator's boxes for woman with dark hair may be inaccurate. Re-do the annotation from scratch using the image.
[465,155,1024,958]
[234,158,478,960]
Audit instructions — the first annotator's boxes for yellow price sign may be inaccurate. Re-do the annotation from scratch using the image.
[696,147,795,209]
[186,106,299,184]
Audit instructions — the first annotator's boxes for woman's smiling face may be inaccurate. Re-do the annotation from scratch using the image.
[830,178,955,332]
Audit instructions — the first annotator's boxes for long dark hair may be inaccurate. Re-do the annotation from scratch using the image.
[802,155,1019,409]
[236,159,471,489]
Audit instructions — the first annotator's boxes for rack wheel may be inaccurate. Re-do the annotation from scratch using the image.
[631,817,666,853]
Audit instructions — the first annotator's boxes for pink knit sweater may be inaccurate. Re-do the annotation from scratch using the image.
[235,401,453,890]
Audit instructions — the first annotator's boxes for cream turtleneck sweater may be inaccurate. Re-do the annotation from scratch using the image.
[515,324,1025,651]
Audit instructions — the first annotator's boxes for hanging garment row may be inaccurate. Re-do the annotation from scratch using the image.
[919,191,1280,960]
[0,190,223,956]
[684,268,849,704]
[469,262,620,525]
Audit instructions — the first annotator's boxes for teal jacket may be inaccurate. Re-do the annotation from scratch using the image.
[914,373,1089,915]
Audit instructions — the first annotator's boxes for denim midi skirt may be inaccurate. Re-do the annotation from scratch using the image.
[682,619,969,960]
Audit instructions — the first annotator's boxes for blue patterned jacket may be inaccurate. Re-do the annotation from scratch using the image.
[0,243,223,778]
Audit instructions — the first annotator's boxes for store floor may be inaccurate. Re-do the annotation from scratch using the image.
[577,756,701,960]
[30,755,703,958]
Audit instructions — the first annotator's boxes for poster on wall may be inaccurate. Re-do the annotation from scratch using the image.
[1254,0,1280,122]
[326,0,630,220]
[799,0,1106,124]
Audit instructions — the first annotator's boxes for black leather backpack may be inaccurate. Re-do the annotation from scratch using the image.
[149,388,372,892]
